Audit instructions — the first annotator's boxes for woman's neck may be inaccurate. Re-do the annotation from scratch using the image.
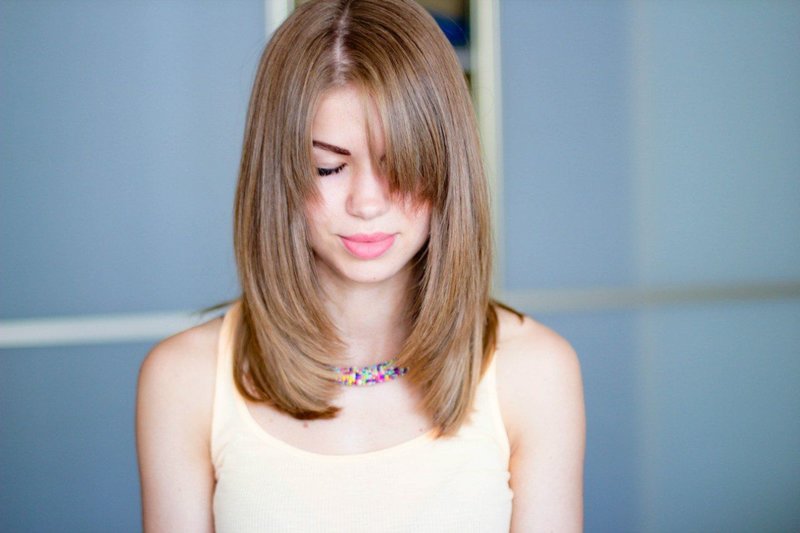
[317,267,413,367]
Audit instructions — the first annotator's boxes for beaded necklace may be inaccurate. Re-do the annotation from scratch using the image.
[331,358,409,386]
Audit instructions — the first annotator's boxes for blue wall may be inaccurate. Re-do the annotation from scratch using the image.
[0,0,263,319]
[2,0,799,531]
[1,1,264,530]
[1,342,150,532]
[501,1,800,531]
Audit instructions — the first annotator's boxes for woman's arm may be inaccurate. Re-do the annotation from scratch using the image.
[136,323,219,532]
[496,315,586,532]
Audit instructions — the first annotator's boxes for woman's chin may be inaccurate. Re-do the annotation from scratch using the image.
[317,259,410,287]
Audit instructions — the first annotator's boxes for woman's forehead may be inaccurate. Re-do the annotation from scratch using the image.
[311,84,385,156]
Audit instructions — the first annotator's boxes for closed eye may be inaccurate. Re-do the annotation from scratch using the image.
[317,163,346,177]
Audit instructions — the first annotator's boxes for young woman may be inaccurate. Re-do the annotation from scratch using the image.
[136,0,585,531]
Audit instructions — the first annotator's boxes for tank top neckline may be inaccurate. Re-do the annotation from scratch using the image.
[217,300,456,462]
[234,393,440,461]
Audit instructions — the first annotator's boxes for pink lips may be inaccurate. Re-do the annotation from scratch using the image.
[340,233,396,259]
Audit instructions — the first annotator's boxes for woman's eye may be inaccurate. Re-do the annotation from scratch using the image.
[317,164,346,177]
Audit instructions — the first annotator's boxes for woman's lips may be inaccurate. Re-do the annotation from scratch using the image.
[339,233,396,259]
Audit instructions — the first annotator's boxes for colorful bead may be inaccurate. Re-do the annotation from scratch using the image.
[330,358,409,387]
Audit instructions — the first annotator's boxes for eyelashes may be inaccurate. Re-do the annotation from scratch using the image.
[316,163,346,177]
[315,155,387,177]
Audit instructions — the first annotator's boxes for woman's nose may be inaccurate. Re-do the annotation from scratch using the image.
[346,163,390,219]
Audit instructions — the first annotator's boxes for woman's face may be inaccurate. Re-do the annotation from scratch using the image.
[305,84,431,287]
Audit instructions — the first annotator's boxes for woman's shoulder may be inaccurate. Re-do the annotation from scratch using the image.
[141,314,223,387]
[492,304,583,448]
[136,314,226,529]
[137,313,225,436]
[493,304,579,376]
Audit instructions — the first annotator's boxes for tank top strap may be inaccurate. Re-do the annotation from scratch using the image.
[479,352,511,463]
[210,300,241,469]
[461,350,510,467]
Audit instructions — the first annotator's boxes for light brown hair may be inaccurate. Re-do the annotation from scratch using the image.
[231,0,508,437]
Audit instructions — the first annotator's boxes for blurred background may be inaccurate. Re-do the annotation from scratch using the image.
[1,0,798,531]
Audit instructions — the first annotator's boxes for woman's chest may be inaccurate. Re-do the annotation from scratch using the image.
[213,430,512,533]
[245,380,432,454]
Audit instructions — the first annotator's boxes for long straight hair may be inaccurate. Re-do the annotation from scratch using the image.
[232,0,504,437]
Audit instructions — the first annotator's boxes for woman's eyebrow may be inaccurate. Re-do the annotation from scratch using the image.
[312,140,350,156]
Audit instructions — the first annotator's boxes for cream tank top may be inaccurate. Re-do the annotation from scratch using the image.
[212,303,514,532]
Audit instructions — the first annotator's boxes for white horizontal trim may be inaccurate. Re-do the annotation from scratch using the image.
[1,282,798,348]
[0,310,216,349]
[499,281,800,314]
